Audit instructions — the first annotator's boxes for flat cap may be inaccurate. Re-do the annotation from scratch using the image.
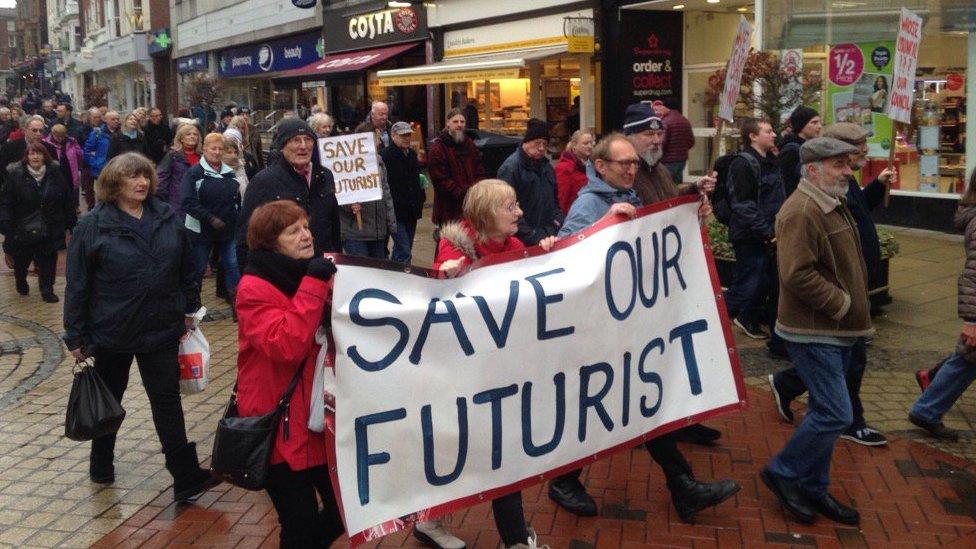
[822,122,873,144]
[391,121,413,135]
[799,137,860,164]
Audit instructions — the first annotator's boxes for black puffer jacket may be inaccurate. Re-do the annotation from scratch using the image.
[0,163,77,254]
[497,147,563,245]
[63,197,200,355]
[236,160,341,268]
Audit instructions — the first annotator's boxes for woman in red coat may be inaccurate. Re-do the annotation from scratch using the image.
[554,130,594,216]
[235,200,343,548]
[433,179,554,548]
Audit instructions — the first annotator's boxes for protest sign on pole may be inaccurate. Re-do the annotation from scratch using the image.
[318,132,383,205]
[324,196,746,546]
[887,7,922,124]
[718,16,754,123]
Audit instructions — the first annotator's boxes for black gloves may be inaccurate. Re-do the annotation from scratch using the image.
[307,257,337,281]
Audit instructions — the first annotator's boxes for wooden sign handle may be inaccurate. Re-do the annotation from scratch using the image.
[884,122,898,208]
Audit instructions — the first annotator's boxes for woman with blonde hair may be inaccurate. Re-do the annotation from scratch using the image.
[555,130,594,215]
[106,112,148,161]
[222,136,249,196]
[157,123,201,216]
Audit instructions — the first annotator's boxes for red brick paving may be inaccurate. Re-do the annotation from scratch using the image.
[94,386,976,547]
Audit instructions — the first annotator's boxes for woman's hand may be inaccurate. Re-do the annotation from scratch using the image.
[210,217,226,231]
[184,316,196,333]
[307,257,337,281]
[608,203,637,219]
[962,324,976,347]
[538,236,557,252]
[696,171,717,193]
[878,167,897,184]
[439,258,467,278]
[70,347,87,362]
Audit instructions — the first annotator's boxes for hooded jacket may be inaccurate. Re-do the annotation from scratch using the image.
[728,145,785,244]
[432,219,525,270]
[157,150,194,216]
[497,147,563,245]
[83,124,113,177]
[558,168,641,237]
[180,159,241,242]
[555,151,589,215]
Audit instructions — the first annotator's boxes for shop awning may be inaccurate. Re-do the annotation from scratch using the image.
[376,45,568,87]
[278,42,418,79]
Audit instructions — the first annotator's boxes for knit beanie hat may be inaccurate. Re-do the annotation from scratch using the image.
[789,106,819,135]
[523,118,549,143]
[273,118,314,150]
[622,103,663,135]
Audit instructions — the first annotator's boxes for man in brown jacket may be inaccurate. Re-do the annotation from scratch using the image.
[761,137,871,527]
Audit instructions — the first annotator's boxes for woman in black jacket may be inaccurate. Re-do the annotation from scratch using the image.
[63,152,220,500]
[0,142,76,301]
[106,113,149,161]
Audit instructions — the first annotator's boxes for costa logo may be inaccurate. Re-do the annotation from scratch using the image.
[394,8,418,34]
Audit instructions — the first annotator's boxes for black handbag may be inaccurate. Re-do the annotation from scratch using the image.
[210,363,305,491]
[64,360,126,441]
[14,210,48,246]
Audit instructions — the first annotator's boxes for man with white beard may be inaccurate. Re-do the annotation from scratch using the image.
[761,137,871,527]
[622,103,714,205]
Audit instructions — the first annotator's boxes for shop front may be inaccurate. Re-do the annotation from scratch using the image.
[377,1,596,151]
[216,30,324,116]
[277,1,429,136]
[90,34,154,111]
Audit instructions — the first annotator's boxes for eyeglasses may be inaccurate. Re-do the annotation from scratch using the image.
[501,202,522,213]
[606,158,640,169]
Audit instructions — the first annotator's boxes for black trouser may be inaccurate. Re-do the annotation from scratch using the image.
[492,491,530,546]
[772,337,868,429]
[90,343,189,466]
[12,250,57,295]
[554,432,691,491]
[265,463,345,548]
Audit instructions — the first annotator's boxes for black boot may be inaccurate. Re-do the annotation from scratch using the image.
[547,476,598,516]
[15,277,28,296]
[89,441,115,484]
[669,474,740,523]
[164,442,222,503]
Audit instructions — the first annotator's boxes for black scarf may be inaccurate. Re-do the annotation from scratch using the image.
[244,250,310,298]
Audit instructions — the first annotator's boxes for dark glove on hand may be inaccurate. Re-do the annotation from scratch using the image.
[307,256,337,281]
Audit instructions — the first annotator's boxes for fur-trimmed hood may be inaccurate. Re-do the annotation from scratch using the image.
[438,220,480,262]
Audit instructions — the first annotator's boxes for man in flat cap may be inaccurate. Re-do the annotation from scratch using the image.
[761,137,872,527]
[769,123,896,447]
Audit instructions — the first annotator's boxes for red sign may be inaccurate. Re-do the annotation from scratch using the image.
[829,44,864,87]
[947,73,964,92]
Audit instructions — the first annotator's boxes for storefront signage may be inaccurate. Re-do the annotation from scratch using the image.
[148,28,172,55]
[218,32,324,77]
[91,34,151,72]
[443,11,590,58]
[378,67,521,87]
[177,53,209,74]
[614,11,682,106]
[826,41,894,158]
[564,16,594,54]
[887,7,923,124]
[719,16,753,122]
[291,0,315,9]
[324,4,427,54]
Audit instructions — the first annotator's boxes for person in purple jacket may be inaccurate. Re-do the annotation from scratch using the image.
[156,123,201,216]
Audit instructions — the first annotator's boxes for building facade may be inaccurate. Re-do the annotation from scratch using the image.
[0,8,17,95]
[13,0,49,94]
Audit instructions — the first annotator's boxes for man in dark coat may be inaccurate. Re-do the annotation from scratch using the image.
[496,118,563,246]
[236,118,341,268]
[427,108,486,225]
[55,103,86,144]
[144,108,174,164]
[779,106,822,197]
[0,116,58,190]
[658,97,696,185]
[379,121,425,264]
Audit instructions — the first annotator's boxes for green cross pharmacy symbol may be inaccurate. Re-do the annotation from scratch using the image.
[155,32,172,49]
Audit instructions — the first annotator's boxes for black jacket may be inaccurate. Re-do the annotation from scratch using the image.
[59,116,87,145]
[144,121,173,164]
[63,197,200,354]
[497,147,563,245]
[379,144,425,222]
[181,162,241,242]
[107,131,149,161]
[778,135,805,198]
[236,160,341,268]
[728,146,784,244]
[0,139,58,190]
[0,163,77,254]
[846,175,885,288]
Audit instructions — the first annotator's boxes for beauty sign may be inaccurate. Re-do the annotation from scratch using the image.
[718,16,753,122]
[826,41,894,158]
[318,133,383,205]
[887,7,923,124]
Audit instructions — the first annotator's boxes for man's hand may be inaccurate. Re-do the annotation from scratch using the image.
[962,324,976,347]
[697,195,712,223]
[538,236,557,252]
[878,167,897,184]
[607,203,637,219]
[210,217,226,231]
[439,258,467,278]
[351,203,362,215]
[697,171,717,194]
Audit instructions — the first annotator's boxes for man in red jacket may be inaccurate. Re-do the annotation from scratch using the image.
[658,97,696,185]
[427,108,486,226]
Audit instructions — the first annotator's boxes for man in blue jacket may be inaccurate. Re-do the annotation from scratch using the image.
[84,110,120,181]
[550,133,740,523]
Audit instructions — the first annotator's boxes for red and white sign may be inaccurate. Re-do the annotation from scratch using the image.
[887,7,923,124]
[719,16,754,122]
[325,197,746,545]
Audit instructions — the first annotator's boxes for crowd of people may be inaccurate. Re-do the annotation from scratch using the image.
[0,87,962,548]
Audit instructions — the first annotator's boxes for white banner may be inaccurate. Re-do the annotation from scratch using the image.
[719,16,754,122]
[326,198,745,545]
[318,132,383,205]
[887,7,922,124]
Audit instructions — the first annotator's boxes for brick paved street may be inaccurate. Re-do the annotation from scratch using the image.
[2,219,976,548]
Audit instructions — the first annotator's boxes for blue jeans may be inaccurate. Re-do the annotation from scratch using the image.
[343,239,388,259]
[911,352,976,423]
[663,161,686,184]
[768,342,853,498]
[194,239,240,294]
[390,219,417,264]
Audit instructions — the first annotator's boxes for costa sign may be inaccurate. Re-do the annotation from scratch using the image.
[325,3,427,54]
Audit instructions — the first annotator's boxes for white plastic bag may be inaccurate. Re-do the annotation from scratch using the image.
[308,327,336,432]
[178,307,209,395]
